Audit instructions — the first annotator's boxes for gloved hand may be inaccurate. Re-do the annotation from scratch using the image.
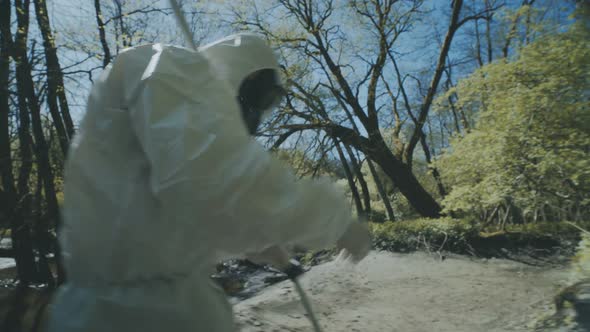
[336,221,371,263]
[245,245,291,270]
[246,221,371,269]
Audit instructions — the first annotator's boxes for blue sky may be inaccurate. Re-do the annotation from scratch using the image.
[41,0,575,127]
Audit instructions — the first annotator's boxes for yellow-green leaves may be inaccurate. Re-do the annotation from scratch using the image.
[435,23,590,221]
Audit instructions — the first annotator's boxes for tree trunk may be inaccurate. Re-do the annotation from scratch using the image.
[458,106,471,133]
[404,0,464,165]
[14,84,37,285]
[33,166,54,286]
[0,0,35,285]
[5,1,36,285]
[114,0,130,48]
[334,140,365,218]
[14,0,59,287]
[283,123,443,217]
[503,205,511,229]
[474,17,484,67]
[449,96,462,133]
[485,0,493,63]
[482,204,500,229]
[0,0,15,222]
[370,135,441,218]
[502,0,536,58]
[344,144,371,215]
[274,0,448,219]
[367,159,395,222]
[31,0,68,285]
[34,0,74,149]
[12,83,37,284]
[94,0,112,67]
[419,133,447,199]
[444,66,470,134]
[524,2,533,45]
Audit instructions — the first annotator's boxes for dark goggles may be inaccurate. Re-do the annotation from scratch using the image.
[240,84,286,113]
[238,69,286,134]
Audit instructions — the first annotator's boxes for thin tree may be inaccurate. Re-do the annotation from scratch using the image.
[0,0,15,228]
[344,144,371,216]
[242,0,496,217]
[13,0,62,287]
[1,0,38,285]
[34,0,75,141]
[94,0,112,67]
[502,0,537,58]
[367,159,396,221]
[334,139,365,217]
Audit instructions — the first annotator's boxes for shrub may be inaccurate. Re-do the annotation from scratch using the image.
[369,217,478,254]
[369,219,589,257]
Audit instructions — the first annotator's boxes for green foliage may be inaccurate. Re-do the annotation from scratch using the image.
[505,221,589,240]
[358,157,440,220]
[297,248,339,267]
[369,218,478,253]
[436,21,590,222]
[367,210,387,223]
[274,148,343,179]
[369,219,587,256]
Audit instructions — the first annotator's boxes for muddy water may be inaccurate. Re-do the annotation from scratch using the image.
[0,239,14,270]
[212,260,291,303]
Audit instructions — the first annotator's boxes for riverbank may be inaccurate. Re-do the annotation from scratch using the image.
[235,251,569,332]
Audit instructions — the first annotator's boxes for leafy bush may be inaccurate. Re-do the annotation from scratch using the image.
[505,222,589,240]
[435,20,590,223]
[297,248,339,267]
[369,219,588,257]
[369,218,478,254]
[367,210,387,223]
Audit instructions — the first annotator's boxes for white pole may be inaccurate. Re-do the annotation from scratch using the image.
[168,0,197,50]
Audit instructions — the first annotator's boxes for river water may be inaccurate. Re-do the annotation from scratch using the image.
[0,238,286,302]
[0,238,14,270]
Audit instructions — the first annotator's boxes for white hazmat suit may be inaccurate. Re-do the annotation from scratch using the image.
[47,34,356,332]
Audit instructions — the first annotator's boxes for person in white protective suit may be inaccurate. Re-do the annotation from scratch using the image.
[46,33,371,332]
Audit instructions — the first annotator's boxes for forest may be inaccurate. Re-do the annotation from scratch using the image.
[0,0,588,331]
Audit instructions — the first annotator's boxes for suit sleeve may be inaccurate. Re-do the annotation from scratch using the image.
[128,51,354,258]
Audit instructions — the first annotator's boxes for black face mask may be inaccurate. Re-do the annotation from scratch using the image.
[237,69,285,135]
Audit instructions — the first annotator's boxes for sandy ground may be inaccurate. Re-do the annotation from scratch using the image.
[234,251,568,332]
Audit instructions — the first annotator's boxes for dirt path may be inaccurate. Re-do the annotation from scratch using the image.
[235,251,568,332]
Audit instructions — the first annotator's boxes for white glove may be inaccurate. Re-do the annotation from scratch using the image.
[246,222,371,269]
[336,221,371,263]
[245,245,291,270]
